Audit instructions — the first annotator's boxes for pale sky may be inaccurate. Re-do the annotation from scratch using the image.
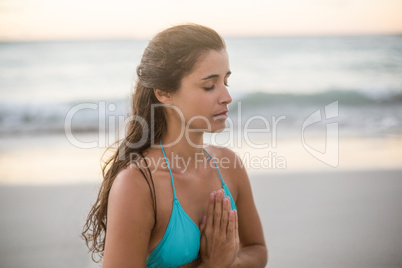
[1,0,402,41]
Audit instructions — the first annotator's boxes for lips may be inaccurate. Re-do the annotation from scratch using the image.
[213,110,229,120]
[214,110,228,116]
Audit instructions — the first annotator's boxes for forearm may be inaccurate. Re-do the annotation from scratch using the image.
[231,244,268,268]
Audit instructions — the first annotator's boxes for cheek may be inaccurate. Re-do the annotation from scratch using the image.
[182,93,211,114]
[183,101,213,129]
[172,91,217,128]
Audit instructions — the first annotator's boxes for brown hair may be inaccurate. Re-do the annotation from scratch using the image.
[81,23,226,262]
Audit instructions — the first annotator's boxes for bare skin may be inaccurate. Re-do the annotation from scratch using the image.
[102,49,267,267]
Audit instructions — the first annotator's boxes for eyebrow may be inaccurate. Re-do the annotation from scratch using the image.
[201,71,232,81]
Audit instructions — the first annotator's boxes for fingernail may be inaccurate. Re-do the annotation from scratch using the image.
[210,192,216,200]
[223,197,228,204]
[229,210,234,217]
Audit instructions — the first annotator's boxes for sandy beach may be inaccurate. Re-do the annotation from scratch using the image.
[1,169,401,268]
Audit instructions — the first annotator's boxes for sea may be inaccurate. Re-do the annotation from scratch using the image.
[0,35,401,138]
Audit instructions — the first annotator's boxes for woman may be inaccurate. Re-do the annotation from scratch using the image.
[82,23,267,267]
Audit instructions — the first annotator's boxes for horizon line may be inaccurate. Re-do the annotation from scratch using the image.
[1,31,401,43]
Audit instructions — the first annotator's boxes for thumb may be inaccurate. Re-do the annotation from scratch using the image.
[199,215,207,233]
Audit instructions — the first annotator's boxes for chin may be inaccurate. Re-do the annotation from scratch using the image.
[210,123,227,133]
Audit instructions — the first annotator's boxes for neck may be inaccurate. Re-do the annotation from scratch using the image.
[160,123,207,174]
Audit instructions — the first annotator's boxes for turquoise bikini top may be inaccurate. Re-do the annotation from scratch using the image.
[146,141,237,268]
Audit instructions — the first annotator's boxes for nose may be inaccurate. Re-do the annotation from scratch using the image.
[220,86,232,105]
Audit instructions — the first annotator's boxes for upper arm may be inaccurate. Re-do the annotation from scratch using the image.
[220,147,266,248]
[102,164,155,268]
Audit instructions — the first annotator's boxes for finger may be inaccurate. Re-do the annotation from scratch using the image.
[227,209,235,240]
[206,191,216,231]
[235,210,239,243]
[199,215,207,233]
[214,189,224,231]
[220,196,230,233]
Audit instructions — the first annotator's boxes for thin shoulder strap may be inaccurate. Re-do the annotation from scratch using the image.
[160,140,177,200]
[203,147,226,186]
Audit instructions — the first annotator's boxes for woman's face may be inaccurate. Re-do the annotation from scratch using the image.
[170,49,232,133]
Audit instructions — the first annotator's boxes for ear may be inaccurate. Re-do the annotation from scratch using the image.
[154,89,172,104]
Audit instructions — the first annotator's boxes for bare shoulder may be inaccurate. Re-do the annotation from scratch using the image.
[110,161,154,208]
[108,161,155,232]
[205,144,245,172]
[103,162,155,267]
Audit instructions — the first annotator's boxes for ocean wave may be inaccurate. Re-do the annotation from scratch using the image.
[1,90,401,136]
[0,99,129,135]
[234,89,402,108]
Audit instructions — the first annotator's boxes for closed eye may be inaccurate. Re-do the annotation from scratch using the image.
[202,71,231,91]
[204,85,215,91]
[204,83,229,91]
